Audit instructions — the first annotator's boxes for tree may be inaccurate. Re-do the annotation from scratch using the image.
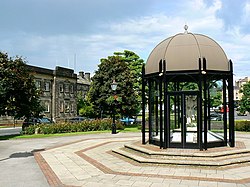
[113,50,144,113]
[209,81,222,108]
[0,52,44,119]
[210,92,222,108]
[88,54,138,118]
[77,95,96,118]
[239,82,250,113]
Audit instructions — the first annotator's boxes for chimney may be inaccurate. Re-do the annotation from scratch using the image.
[79,71,84,78]
[85,73,90,81]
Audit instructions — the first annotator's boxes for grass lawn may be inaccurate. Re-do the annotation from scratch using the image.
[0,126,141,140]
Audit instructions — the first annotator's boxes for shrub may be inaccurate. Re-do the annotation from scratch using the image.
[235,120,250,132]
[22,118,124,135]
[23,125,37,135]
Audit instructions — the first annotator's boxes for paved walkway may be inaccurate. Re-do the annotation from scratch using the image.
[33,132,250,187]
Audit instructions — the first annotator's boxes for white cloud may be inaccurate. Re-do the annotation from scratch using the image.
[108,14,182,36]
[1,0,249,80]
[243,1,250,23]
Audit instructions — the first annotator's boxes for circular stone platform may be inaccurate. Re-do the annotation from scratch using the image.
[33,132,250,186]
[112,140,250,167]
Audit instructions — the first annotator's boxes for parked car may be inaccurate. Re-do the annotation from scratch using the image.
[66,117,89,123]
[22,117,53,130]
[120,117,135,125]
[210,112,222,121]
[237,112,247,116]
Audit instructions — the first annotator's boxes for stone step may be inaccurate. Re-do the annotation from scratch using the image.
[112,144,250,167]
[124,144,250,158]
[123,148,250,162]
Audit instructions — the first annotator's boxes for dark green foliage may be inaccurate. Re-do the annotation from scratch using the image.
[89,50,144,118]
[115,50,144,113]
[235,120,250,132]
[77,96,96,118]
[22,119,124,135]
[239,82,250,113]
[23,125,36,135]
[210,92,222,108]
[209,81,222,108]
[0,52,44,118]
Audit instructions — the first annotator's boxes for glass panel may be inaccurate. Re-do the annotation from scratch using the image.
[148,80,155,141]
[151,80,158,139]
[208,79,224,142]
[185,95,198,143]
[170,95,182,143]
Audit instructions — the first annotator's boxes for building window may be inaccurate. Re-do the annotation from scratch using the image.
[71,103,74,113]
[65,84,69,93]
[44,82,50,92]
[65,101,70,113]
[70,85,74,93]
[44,101,50,113]
[60,101,64,113]
[59,84,64,93]
[35,80,41,90]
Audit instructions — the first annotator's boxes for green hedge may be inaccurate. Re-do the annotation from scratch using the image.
[22,119,124,135]
[235,120,250,132]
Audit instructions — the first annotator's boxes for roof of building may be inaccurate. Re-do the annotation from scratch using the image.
[27,65,77,79]
[77,72,91,85]
[145,26,229,75]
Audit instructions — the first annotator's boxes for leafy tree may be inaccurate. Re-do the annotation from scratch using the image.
[0,52,44,119]
[209,81,222,108]
[77,95,96,118]
[210,92,222,108]
[239,82,250,113]
[114,50,144,113]
[88,54,138,118]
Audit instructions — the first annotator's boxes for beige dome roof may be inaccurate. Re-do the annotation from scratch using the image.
[145,32,229,75]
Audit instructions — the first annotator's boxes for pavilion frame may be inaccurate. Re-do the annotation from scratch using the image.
[141,58,235,150]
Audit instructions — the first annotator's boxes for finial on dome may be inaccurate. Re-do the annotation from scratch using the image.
[184,24,188,34]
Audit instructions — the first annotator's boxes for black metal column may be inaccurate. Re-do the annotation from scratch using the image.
[228,60,235,147]
[177,82,181,129]
[156,81,159,136]
[163,60,169,148]
[148,80,152,144]
[142,64,146,144]
[174,83,177,129]
[208,85,211,130]
[203,58,208,150]
[223,79,227,145]
[181,94,186,148]
[198,58,203,150]
[159,60,163,148]
[111,106,116,134]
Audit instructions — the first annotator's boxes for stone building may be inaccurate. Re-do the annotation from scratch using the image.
[27,65,91,122]
[234,77,250,104]
[77,71,91,99]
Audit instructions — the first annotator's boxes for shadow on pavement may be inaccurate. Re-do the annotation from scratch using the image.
[0,148,45,162]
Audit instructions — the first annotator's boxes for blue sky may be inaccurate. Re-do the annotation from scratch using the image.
[0,0,249,79]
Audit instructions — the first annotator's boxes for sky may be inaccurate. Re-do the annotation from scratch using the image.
[0,0,250,80]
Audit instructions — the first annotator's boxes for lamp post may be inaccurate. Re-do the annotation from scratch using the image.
[111,80,118,134]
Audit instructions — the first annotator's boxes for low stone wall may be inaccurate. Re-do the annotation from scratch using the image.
[0,116,23,125]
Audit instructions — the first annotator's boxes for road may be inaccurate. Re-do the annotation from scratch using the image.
[0,127,22,136]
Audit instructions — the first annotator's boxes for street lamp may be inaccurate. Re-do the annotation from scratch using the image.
[111,80,118,134]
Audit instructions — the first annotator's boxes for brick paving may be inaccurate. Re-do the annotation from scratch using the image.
[34,132,250,187]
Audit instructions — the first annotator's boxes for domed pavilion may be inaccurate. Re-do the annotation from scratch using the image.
[141,26,235,150]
